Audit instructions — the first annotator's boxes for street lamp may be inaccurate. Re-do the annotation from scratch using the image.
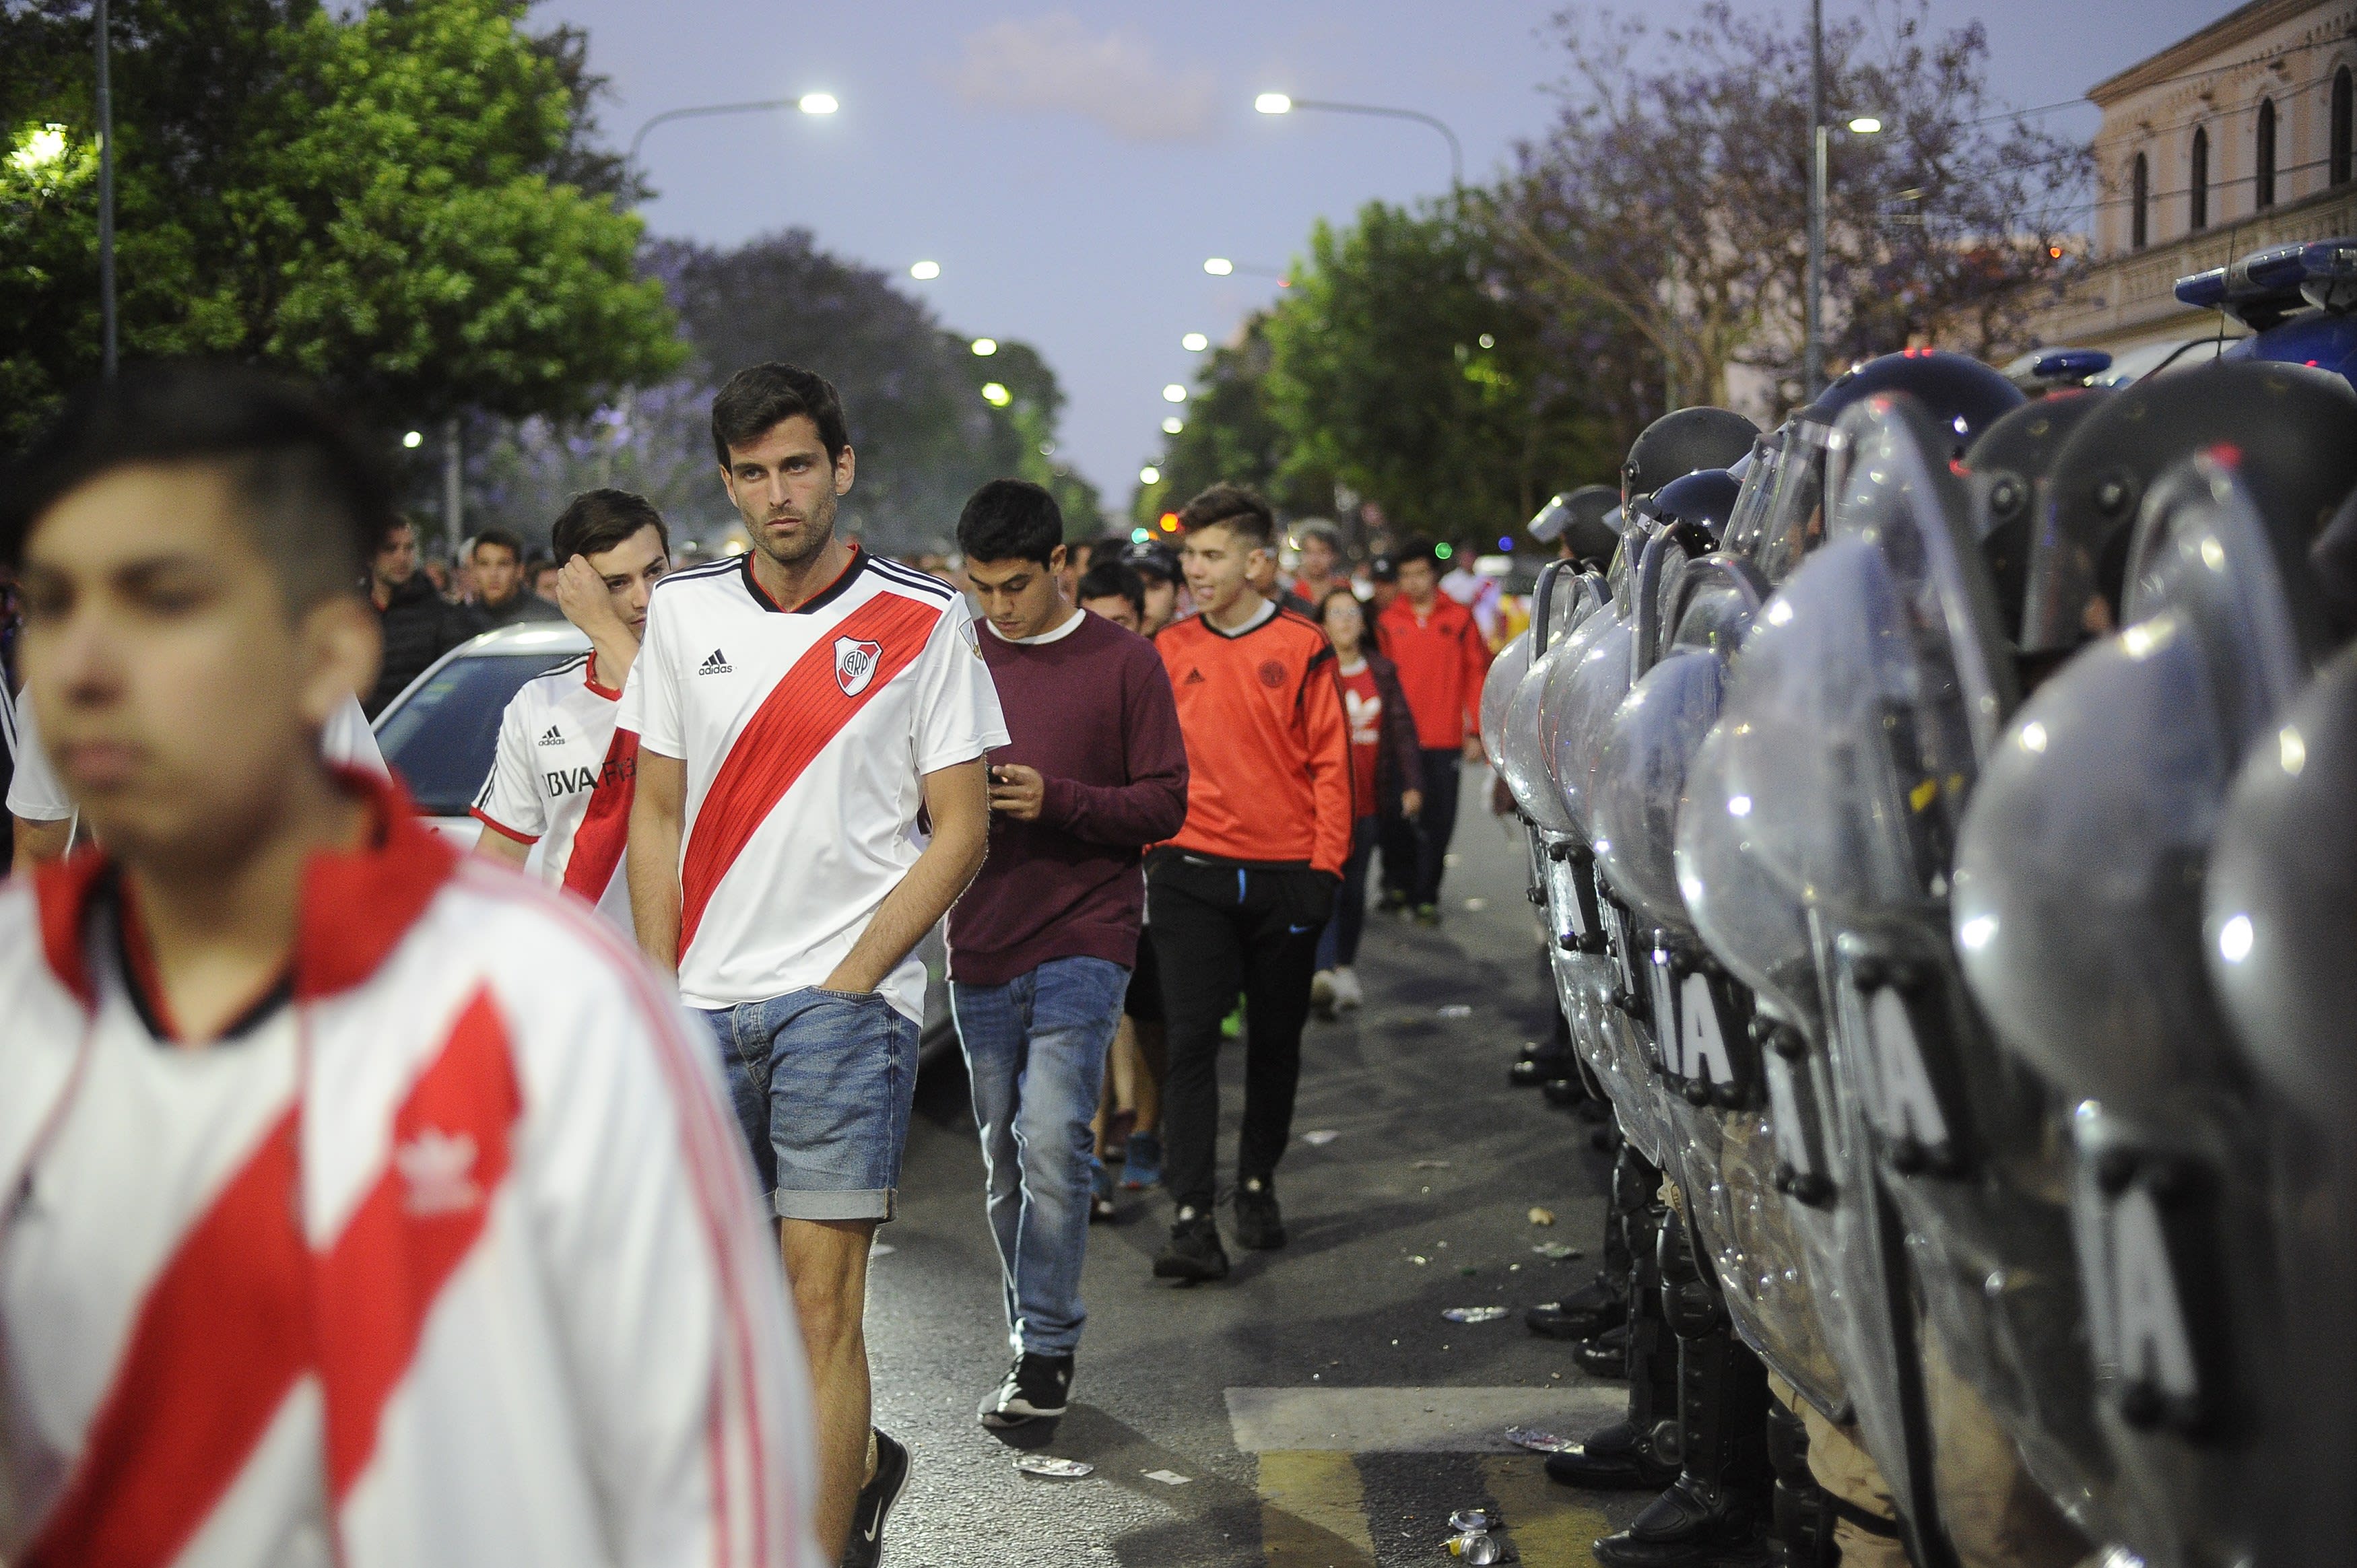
[1802,0,1888,397]
[626,92,839,175]
[1253,92,1462,186]
[1203,257,1292,284]
[910,260,941,280]
[1162,416,1185,434]
[1139,466,1162,485]
[1181,332,1209,351]
[970,337,998,355]
[1162,384,1188,403]
[981,382,1011,407]
[1203,257,1234,277]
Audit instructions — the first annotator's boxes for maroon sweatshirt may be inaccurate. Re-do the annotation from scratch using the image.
[948,608,1190,985]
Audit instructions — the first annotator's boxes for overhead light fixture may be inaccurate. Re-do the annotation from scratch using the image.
[1255,94,1294,115]
[981,382,1011,407]
[401,430,424,449]
[1182,332,1209,351]
[1847,115,1883,135]
[799,93,839,116]
[910,260,941,280]
[1203,257,1234,277]
[1162,416,1185,434]
[1162,384,1188,403]
[971,337,998,355]
[1139,465,1162,485]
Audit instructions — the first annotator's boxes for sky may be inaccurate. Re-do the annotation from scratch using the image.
[538,0,2239,510]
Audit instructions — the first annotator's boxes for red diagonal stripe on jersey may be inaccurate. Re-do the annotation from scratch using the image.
[24,1110,311,1568]
[562,726,640,906]
[677,594,944,955]
[314,982,521,1501]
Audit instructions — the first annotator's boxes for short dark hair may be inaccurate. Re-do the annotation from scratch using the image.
[956,479,1065,567]
[1122,540,1180,582]
[1397,535,1440,568]
[711,362,851,467]
[551,488,669,567]
[1077,559,1146,618]
[1178,483,1275,551]
[471,526,525,564]
[1,362,392,611]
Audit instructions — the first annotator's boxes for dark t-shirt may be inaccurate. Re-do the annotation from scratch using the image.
[948,609,1189,986]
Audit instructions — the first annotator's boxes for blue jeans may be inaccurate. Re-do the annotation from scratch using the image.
[701,987,921,1223]
[1315,817,1380,971]
[950,956,1131,1357]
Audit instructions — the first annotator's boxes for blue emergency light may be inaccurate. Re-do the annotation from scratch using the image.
[2175,237,2357,327]
[2029,347,2113,382]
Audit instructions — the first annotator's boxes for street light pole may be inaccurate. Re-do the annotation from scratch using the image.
[1805,0,1824,399]
[95,0,117,378]
[1255,96,1463,187]
[626,94,838,183]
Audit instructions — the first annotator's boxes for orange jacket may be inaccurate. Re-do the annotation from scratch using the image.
[1156,603,1355,877]
[1376,591,1492,750]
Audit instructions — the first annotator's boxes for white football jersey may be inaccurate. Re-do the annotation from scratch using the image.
[0,774,818,1567]
[7,693,387,823]
[620,549,1007,1021]
[471,652,636,932]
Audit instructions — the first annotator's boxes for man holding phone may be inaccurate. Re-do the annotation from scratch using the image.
[951,480,1188,1429]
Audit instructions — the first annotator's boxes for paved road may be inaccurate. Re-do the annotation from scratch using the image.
[866,781,1651,1567]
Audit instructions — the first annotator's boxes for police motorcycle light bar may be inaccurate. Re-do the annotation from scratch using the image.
[2203,645,2357,1565]
[1952,452,2337,1567]
[2173,234,2357,327]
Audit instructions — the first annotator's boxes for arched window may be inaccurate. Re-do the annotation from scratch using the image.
[2334,66,2354,186]
[2256,98,2277,208]
[2131,151,2149,250]
[2190,125,2210,231]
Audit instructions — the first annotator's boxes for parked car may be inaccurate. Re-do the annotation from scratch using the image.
[371,621,957,1054]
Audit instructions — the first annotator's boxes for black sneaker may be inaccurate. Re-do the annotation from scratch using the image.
[840,1428,909,1568]
[1154,1206,1230,1281]
[980,1351,1073,1429]
[1233,1176,1286,1250]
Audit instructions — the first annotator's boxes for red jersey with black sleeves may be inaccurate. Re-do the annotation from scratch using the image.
[471,652,638,932]
[619,548,1008,1021]
[1154,601,1354,878]
[0,770,820,1568]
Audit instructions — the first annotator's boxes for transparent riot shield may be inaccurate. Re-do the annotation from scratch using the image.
[1541,580,1666,1163]
[1952,453,2320,1568]
[1686,504,1953,1563]
[1803,397,2118,1547]
[1719,426,1787,566]
[2205,646,2357,1565]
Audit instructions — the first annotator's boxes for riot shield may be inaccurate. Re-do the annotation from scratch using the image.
[1719,426,1789,568]
[1543,578,1667,1164]
[1952,453,2322,1568]
[1688,503,1957,1563]
[1803,397,2119,1548]
[2205,646,2357,1564]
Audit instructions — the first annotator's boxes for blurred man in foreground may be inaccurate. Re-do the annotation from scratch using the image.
[0,364,817,1566]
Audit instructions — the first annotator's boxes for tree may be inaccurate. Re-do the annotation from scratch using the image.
[1139,312,1329,527]
[1499,1,2092,412]
[465,230,1098,556]
[1,0,682,444]
[1261,200,1616,541]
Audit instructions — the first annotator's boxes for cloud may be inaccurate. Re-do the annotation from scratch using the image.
[945,13,1220,143]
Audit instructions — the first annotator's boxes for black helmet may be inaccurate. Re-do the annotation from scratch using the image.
[1959,387,2113,645]
[1649,469,1743,537]
[1744,354,2023,587]
[2023,360,2357,656]
[1621,407,1759,504]
[1529,483,1619,563]
[1812,348,2022,458]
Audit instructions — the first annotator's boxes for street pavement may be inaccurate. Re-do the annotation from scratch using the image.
[867,779,1651,1566]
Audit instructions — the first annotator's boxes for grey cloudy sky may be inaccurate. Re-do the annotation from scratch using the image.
[539,0,2236,508]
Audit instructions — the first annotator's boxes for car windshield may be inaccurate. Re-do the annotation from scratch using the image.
[375,652,573,817]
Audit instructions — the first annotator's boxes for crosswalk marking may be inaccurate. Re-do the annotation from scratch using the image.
[1480,1452,1614,1566]
[1256,1450,1378,1565]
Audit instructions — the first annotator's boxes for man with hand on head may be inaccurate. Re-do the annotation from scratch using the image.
[470,489,670,931]
[950,479,1188,1429]
[626,361,1007,1568]
[0,363,818,1567]
[1148,483,1353,1283]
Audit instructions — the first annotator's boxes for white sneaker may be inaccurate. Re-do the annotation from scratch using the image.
[1331,967,1364,1010]
[1310,969,1336,1012]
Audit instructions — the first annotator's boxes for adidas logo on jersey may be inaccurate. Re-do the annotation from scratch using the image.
[700,648,733,675]
[535,724,566,747]
[397,1127,483,1217]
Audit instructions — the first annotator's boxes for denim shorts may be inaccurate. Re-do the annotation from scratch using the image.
[700,987,921,1223]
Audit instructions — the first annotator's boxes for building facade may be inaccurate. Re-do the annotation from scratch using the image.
[2022,0,2356,358]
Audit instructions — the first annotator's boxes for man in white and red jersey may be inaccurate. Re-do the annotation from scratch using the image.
[471,489,669,929]
[0,364,820,1567]
[626,362,1005,1567]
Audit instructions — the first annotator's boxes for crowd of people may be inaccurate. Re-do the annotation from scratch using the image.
[0,356,1514,1567]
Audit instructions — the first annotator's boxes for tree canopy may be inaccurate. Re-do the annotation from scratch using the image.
[1,0,681,444]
